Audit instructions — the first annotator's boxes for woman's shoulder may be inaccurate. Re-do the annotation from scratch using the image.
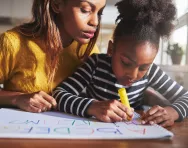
[0,28,27,48]
[0,28,40,43]
[0,28,43,52]
[0,29,19,52]
[1,28,22,41]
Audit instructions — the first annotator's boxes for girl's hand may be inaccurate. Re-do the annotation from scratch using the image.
[141,105,179,127]
[14,91,57,113]
[87,100,134,122]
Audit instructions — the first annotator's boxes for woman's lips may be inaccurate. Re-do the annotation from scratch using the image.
[82,32,95,39]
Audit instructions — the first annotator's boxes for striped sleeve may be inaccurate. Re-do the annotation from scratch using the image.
[148,63,188,121]
[52,54,98,117]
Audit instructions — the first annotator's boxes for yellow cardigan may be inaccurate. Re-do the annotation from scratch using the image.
[0,30,99,94]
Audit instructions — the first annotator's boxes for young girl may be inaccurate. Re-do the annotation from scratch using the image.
[0,0,106,112]
[52,0,188,127]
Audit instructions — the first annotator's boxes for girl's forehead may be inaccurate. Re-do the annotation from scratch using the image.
[116,37,157,51]
[116,39,158,58]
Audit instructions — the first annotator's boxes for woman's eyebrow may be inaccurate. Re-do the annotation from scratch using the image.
[80,0,95,8]
[80,0,106,12]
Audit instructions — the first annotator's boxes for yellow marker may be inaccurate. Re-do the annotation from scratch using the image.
[118,88,132,121]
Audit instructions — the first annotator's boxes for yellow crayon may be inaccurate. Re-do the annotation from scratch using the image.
[118,88,132,121]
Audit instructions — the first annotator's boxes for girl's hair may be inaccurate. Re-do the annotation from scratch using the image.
[16,0,100,91]
[114,0,176,47]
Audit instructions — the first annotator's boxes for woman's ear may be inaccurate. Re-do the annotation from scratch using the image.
[51,0,63,13]
[107,40,114,56]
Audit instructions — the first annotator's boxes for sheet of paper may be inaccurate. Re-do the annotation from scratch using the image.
[0,108,173,139]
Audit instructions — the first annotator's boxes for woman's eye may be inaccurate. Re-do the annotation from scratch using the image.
[80,8,91,13]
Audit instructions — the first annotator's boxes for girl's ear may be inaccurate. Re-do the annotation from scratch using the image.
[107,40,114,56]
[51,0,63,13]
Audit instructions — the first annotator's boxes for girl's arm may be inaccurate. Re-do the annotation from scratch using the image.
[148,63,188,121]
[52,54,98,117]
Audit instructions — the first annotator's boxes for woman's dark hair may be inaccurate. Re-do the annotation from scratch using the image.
[15,0,101,90]
[114,0,177,47]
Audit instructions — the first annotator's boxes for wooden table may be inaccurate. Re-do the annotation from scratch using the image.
[0,118,188,148]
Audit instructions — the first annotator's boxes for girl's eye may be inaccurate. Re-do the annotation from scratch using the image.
[139,67,149,71]
[98,11,103,17]
[121,60,131,67]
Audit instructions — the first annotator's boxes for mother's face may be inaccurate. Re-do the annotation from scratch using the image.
[53,0,106,45]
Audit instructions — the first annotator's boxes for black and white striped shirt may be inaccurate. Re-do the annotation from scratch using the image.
[53,54,188,121]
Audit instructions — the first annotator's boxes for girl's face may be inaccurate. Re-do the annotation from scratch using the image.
[54,0,106,46]
[108,36,158,86]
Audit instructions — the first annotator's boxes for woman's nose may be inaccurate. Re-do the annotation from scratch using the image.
[88,13,99,27]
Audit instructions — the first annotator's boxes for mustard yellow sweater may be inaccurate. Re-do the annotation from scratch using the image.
[0,30,99,94]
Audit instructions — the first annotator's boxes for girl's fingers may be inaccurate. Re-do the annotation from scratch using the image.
[145,109,166,122]
[152,114,168,124]
[143,105,164,119]
[148,105,163,115]
[117,101,134,117]
[99,114,113,123]
[113,106,128,120]
[104,103,124,122]
[160,119,174,127]
[142,106,166,124]
[109,111,123,122]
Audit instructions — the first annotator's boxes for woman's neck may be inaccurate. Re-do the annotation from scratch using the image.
[59,26,74,48]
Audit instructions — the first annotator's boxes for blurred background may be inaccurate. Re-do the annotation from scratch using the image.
[0,0,188,89]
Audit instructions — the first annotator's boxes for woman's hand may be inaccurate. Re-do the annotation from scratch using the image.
[14,91,57,113]
[87,100,134,122]
[141,105,179,127]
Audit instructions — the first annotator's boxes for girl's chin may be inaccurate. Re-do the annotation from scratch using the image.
[118,80,133,87]
[123,83,132,87]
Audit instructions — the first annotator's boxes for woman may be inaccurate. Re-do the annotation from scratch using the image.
[0,0,106,112]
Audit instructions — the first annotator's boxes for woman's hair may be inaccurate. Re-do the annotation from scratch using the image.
[114,0,177,47]
[16,0,100,90]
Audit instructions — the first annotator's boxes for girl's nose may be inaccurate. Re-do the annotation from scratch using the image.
[127,68,138,81]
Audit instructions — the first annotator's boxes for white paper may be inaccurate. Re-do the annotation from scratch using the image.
[0,108,173,139]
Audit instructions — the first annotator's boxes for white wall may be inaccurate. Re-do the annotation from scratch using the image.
[0,0,32,19]
[0,0,12,17]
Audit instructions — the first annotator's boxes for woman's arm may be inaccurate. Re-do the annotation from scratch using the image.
[0,32,57,112]
[0,90,23,107]
[0,90,57,112]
